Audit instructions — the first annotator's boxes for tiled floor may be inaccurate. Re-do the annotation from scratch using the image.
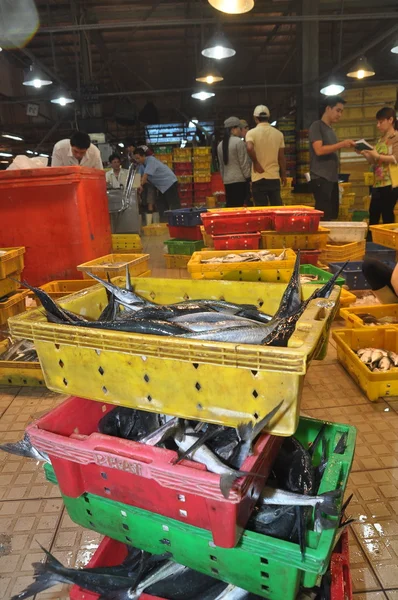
[1,234,398,599]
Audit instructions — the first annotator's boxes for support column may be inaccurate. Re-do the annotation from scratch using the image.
[300,0,319,130]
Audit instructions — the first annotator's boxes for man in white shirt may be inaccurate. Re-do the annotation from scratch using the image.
[246,105,286,206]
[51,131,103,169]
[105,153,129,189]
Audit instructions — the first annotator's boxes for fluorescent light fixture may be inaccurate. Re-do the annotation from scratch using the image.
[208,0,254,13]
[39,153,49,157]
[0,48,3,52]
[0,160,9,163]
[2,133,24,141]
[23,64,52,87]
[0,152,13,157]
[118,142,125,148]
[202,31,236,60]
[346,56,375,79]
[180,139,188,148]
[196,65,223,84]
[271,121,277,126]
[320,83,345,95]
[391,43,398,54]
[26,150,34,154]
[191,89,215,101]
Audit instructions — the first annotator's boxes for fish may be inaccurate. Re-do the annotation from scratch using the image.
[274,250,301,320]
[98,274,120,322]
[388,351,398,366]
[49,317,193,336]
[181,324,276,344]
[378,356,392,372]
[272,436,315,495]
[173,320,260,332]
[138,417,184,446]
[247,504,297,538]
[98,407,162,441]
[0,432,49,462]
[313,503,336,534]
[172,424,226,465]
[259,487,341,515]
[143,566,227,600]
[0,339,38,362]
[171,312,261,325]
[85,271,151,309]
[15,279,88,324]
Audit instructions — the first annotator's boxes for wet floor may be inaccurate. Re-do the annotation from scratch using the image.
[1,234,397,599]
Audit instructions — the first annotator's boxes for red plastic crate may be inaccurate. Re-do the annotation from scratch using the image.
[273,210,323,234]
[168,225,202,241]
[330,530,352,600]
[212,232,261,251]
[174,162,193,175]
[69,536,164,600]
[299,249,322,266]
[178,183,193,193]
[178,190,193,201]
[194,182,212,194]
[201,210,273,235]
[180,200,194,208]
[27,396,282,548]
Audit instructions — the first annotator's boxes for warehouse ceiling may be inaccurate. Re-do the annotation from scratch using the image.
[0,0,397,152]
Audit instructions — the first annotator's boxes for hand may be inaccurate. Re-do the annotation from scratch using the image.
[281,177,287,187]
[340,139,356,149]
[362,149,379,163]
[254,161,264,174]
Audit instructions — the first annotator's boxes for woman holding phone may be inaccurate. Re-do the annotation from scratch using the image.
[361,107,398,226]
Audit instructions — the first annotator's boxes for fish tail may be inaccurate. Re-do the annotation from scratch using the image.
[309,423,327,456]
[236,422,253,443]
[252,400,284,438]
[125,264,132,292]
[318,261,349,299]
[0,434,37,460]
[11,548,66,600]
[340,493,353,516]
[319,490,342,516]
[220,472,241,499]
[297,506,307,560]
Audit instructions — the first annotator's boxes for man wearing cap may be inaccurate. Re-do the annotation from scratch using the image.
[246,105,286,206]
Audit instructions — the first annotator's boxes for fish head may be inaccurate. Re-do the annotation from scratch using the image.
[85,271,147,309]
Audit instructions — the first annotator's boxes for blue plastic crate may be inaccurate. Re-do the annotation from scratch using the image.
[165,208,207,227]
[365,242,396,264]
[328,261,370,290]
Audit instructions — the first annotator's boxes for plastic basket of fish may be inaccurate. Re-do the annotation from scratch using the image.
[332,328,398,401]
[299,250,322,267]
[212,233,261,251]
[69,537,166,600]
[321,222,368,244]
[299,266,345,288]
[142,224,169,236]
[330,530,352,600]
[27,395,283,548]
[0,338,44,386]
[164,254,191,269]
[164,239,205,255]
[369,224,398,250]
[188,249,296,282]
[168,225,203,241]
[339,289,356,308]
[202,210,273,236]
[165,208,207,228]
[340,304,398,330]
[328,262,369,290]
[0,271,22,300]
[273,210,323,234]
[0,247,25,279]
[77,254,150,280]
[0,290,28,326]
[112,234,143,252]
[8,275,340,434]
[365,242,396,263]
[320,241,366,264]
[261,228,330,251]
[51,416,356,600]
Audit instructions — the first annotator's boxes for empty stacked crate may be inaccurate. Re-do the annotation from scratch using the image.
[0,247,28,325]
[164,208,206,268]
[172,147,193,208]
[201,209,271,250]
[193,147,212,208]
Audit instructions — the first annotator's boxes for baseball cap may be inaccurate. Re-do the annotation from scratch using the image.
[253,105,270,117]
[239,119,249,128]
[224,116,241,128]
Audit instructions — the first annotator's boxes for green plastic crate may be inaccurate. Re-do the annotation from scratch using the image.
[351,210,369,222]
[164,239,205,255]
[45,417,356,600]
[155,146,173,154]
[300,265,345,288]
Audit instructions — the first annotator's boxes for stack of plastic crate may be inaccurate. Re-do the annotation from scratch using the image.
[193,147,212,207]
[164,207,207,268]
[173,147,193,208]
[0,247,28,327]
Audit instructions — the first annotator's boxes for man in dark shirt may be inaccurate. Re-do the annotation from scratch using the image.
[309,96,355,220]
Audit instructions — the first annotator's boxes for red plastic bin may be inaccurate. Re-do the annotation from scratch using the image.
[26,396,282,548]
[69,536,164,600]
[178,183,193,193]
[174,162,193,175]
[299,250,322,266]
[0,167,111,286]
[194,182,212,194]
[212,233,261,251]
[330,530,352,600]
[201,210,273,235]
[168,225,203,241]
[273,210,324,234]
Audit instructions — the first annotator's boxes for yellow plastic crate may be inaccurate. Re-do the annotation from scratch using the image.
[193,157,212,168]
[0,271,22,299]
[261,227,330,251]
[340,193,355,208]
[142,223,169,236]
[194,174,211,183]
[77,254,150,280]
[0,291,28,326]
[112,234,143,252]
[320,241,366,263]
[333,328,398,401]
[164,254,191,269]
[364,172,375,186]
[201,226,214,248]
[39,280,98,300]
[206,197,216,209]
[0,247,25,279]
[340,304,398,329]
[188,248,296,282]
[339,288,356,308]
[369,224,398,250]
[177,175,193,184]
[173,148,192,161]
[8,277,340,435]
[0,339,44,386]
[193,147,211,156]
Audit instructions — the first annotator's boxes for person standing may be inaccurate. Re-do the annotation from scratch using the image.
[51,131,103,169]
[239,119,249,140]
[246,105,286,206]
[309,96,355,220]
[217,116,251,208]
[106,153,128,189]
[134,148,180,220]
[360,107,398,226]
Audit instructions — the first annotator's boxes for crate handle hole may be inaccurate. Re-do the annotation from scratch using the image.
[59,360,64,368]
[84,496,90,504]
[252,390,259,399]
[55,344,60,350]
[122,523,129,531]
[210,555,217,561]
[251,370,258,377]
[144,374,150,383]
[211,568,219,575]
[260,557,269,564]
[89,521,95,527]
[101,472,108,480]
[23,380,27,384]
[98,366,104,376]
[86,509,92,516]
[102,386,108,394]
[125,536,132,542]
[177,495,186,502]
[63,378,68,386]
[261,571,269,578]
[104,487,111,494]
[192,363,199,370]
[147,395,152,402]
[195,382,201,392]
[7,379,12,384]
[262,585,270,591]
[160,538,171,546]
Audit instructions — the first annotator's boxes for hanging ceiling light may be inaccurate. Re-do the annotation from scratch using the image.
[191,86,216,101]
[208,0,254,14]
[23,64,52,88]
[391,41,398,54]
[2,133,24,141]
[346,56,375,79]
[196,64,224,84]
[320,82,345,95]
[202,31,236,60]
[51,88,75,106]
